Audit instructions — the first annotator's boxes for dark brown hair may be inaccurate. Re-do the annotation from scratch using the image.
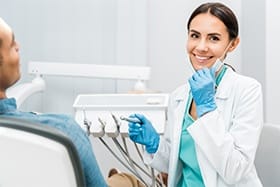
[187,2,239,40]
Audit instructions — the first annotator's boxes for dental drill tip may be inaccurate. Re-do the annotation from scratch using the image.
[120,116,142,124]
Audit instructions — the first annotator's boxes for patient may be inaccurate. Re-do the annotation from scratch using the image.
[0,17,107,187]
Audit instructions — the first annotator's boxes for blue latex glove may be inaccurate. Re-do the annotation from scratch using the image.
[188,67,217,117]
[128,114,160,153]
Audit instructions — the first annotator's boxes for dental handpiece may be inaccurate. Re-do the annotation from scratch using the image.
[120,116,142,124]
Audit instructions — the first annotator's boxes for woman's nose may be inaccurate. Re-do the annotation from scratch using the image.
[196,39,208,52]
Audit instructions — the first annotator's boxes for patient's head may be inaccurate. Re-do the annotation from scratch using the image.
[0,17,20,97]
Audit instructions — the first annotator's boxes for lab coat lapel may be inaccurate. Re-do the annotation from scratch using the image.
[215,68,234,100]
[169,85,189,186]
[173,88,187,147]
[173,85,189,136]
[196,148,217,187]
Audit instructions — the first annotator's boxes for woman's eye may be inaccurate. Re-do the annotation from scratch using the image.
[190,33,199,38]
[210,36,220,41]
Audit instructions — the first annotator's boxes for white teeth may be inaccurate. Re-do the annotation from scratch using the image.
[196,55,209,60]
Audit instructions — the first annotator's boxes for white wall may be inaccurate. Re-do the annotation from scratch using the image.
[266,0,280,124]
[241,0,266,121]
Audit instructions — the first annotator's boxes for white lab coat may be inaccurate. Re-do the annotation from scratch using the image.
[144,68,263,187]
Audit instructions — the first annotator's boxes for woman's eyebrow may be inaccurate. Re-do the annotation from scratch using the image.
[208,33,222,36]
[189,29,200,34]
[189,29,222,36]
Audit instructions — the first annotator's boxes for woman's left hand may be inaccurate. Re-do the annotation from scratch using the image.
[188,67,217,117]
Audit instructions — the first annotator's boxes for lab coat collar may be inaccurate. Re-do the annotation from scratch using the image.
[215,67,234,99]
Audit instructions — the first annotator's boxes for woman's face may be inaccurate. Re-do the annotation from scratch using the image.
[0,18,20,91]
[186,13,236,71]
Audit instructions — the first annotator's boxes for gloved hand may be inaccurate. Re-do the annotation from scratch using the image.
[188,67,217,117]
[128,114,160,153]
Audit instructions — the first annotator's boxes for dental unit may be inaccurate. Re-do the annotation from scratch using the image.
[9,61,169,187]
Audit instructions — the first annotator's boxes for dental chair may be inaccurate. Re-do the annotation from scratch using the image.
[255,123,280,187]
[0,117,85,187]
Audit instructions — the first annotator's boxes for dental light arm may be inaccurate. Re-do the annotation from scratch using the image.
[28,61,151,92]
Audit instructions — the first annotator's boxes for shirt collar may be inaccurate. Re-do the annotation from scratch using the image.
[0,98,17,114]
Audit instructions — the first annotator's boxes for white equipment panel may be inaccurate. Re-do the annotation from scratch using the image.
[73,94,169,137]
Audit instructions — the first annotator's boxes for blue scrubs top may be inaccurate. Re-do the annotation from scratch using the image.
[178,66,227,187]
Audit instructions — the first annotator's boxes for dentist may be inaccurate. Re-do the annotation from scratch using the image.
[128,2,263,187]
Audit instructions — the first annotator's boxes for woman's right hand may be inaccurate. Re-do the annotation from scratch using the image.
[128,114,160,153]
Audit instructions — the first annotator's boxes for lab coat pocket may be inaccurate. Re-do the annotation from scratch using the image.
[215,96,227,113]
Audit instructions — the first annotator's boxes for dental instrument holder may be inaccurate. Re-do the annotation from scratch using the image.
[104,115,120,138]
[82,109,92,136]
[92,122,105,137]
[73,93,169,137]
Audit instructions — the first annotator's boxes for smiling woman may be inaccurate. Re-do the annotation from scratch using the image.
[127,2,264,187]
[186,4,239,71]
